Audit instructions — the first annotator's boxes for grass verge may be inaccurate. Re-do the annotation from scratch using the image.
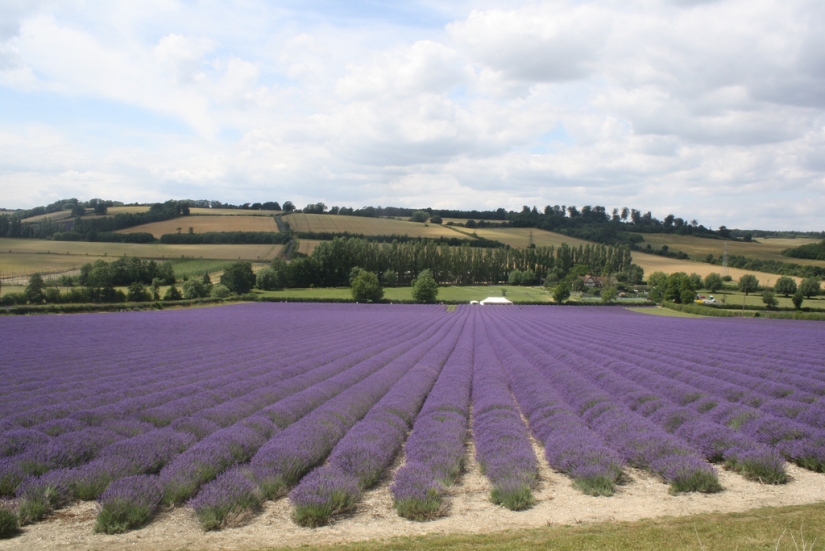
[257,502,825,551]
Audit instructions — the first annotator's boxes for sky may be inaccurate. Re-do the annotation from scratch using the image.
[1,0,824,231]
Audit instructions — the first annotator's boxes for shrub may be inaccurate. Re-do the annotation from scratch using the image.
[126,282,151,302]
[792,291,804,310]
[219,262,255,294]
[94,476,162,534]
[16,470,72,524]
[761,289,778,308]
[412,269,438,303]
[774,276,797,297]
[211,284,231,298]
[350,271,383,302]
[163,285,182,301]
[255,268,281,291]
[290,468,359,527]
[704,272,723,292]
[601,286,618,304]
[553,282,571,304]
[181,279,208,299]
[799,277,821,298]
[391,464,445,521]
[0,505,18,539]
[190,470,261,531]
[410,211,429,223]
[381,269,398,287]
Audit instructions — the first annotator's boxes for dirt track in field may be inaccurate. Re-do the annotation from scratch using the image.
[3,444,825,551]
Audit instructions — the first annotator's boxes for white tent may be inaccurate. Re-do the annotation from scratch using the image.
[479,297,513,305]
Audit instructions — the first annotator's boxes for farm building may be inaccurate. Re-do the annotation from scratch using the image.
[581,274,615,288]
[479,297,513,305]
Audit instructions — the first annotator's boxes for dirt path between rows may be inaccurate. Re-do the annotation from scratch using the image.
[2,445,825,551]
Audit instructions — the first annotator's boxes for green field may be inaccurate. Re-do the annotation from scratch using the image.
[469,226,593,249]
[695,287,825,310]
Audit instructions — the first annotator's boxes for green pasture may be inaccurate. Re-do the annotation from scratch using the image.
[256,285,555,303]
[260,503,825,551]
[695,288,825,310]
[627,306,707,318]
[256,285,649,304]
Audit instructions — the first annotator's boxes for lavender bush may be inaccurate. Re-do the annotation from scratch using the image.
[290,316,466,525]
[94,475,162,534]
[1,303,824,533]
[471,321,538,510]
[0,503,17,539]
[391,311,475,520]
[189,470,261,530]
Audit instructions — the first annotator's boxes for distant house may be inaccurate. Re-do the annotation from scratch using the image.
[479,297,513,305]
[580,274,615,288]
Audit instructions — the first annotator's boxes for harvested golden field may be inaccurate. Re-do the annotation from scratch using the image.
[630,252,804,285]
[0,252,83,276]
[189,208,281,216]
[285,213,460,239]
[469,227,593,249]
[108,206,151,215]
[19,210,74,224]
[635,233,825,267]
[118,216,278,238]
[295,239,324,256]
[0,238,283,266]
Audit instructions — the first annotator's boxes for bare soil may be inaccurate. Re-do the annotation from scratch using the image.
[2,445,824,551]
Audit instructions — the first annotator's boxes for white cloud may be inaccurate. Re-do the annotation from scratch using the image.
[0,0,824,229]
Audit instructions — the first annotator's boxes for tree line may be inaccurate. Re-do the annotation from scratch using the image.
[253,237,635,289]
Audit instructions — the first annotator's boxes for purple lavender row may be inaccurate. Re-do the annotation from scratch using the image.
[525,313,823,409]
[549,351,789,484]
[134,317,410,429]
[622,320,825,383]
[545,329,825,473]
[0,322,302,420]
[543,365,721,494]
[0,304,380,425]
[0,310,386,458]
[513,311,825,455]
[484,313,624,496]
[190,313,462,530]
[391,308,476,521]
[0,341,296,432]
[470,319,538,511]
[0,428,122,497]
[289,312,469,526]
[39,308,440,531]
[8,308,432,516]
[574,357,799,479]
[606,314,825,394]
[492,311,722,495]
[511,308,822,479]
[15,427,196,524]
[159,316,439,508]
[503,313,789,483]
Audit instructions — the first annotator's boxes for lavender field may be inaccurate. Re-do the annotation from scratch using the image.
[1,303,824,536]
